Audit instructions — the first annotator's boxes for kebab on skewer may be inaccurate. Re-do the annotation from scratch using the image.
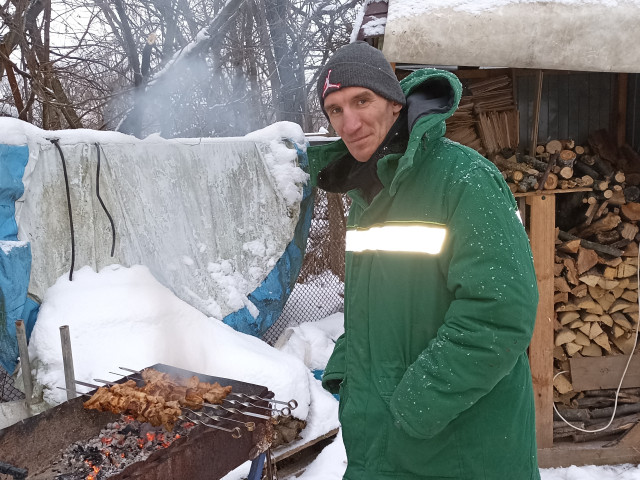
[83,369,233,431]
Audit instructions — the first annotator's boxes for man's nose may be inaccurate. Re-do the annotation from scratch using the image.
[341,108,362,135]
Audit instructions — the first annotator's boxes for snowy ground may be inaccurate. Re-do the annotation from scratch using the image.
[21,265,640,479]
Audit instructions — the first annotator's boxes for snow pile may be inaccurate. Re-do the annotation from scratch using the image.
[276,313,344,370]
[28,264,310,419]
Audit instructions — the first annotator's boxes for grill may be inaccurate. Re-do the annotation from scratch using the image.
[0,364,291,480]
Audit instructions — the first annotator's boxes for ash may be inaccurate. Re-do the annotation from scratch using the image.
[50,415,197,479]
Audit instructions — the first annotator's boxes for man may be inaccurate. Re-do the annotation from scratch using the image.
[307,41,541,479]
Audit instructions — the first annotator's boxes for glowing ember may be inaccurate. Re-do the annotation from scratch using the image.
[146,432,156,442]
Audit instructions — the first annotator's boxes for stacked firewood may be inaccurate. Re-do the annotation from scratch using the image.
[553,238,638,359]
[553,388,640,443]
[550,130,640,441]
[445,75,518,157]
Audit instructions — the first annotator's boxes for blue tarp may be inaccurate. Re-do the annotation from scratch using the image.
[0,144,40,373]
[223,145,313,337]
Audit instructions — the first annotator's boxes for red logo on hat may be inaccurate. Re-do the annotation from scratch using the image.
[322,69,341,98]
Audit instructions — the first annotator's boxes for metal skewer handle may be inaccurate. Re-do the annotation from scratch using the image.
[178,416,241,438]
[183,408,255,431]
[223,398,291,417]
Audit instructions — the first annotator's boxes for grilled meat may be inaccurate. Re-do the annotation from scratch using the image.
[83,369,233,431]
[83,380,182,431]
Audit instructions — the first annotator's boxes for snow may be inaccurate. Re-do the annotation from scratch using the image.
[0,240,27,254]
[389,0,640,18]
[349,0,387,43]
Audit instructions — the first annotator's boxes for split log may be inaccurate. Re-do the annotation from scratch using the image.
[558,231,623,257]
[576,213,621,239]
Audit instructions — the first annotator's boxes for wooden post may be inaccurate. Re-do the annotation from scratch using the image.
[60,325,77,400]
[529,70,544,156]
[15,320,33,408]
[526,194,555,449]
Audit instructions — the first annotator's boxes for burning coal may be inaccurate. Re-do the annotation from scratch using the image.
[50,414,197,479]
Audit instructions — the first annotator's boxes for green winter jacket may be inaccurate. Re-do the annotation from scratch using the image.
[308,69,541,480]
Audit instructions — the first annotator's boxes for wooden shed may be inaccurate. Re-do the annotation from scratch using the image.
[354,0,640,468]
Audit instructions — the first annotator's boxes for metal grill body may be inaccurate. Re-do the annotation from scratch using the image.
[0,364,273,480]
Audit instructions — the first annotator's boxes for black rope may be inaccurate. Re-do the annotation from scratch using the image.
[51,139,75,281]
[95,143,116,257]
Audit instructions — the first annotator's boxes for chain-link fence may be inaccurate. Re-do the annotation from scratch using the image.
[263,189,350,345]
[0,366,24,403]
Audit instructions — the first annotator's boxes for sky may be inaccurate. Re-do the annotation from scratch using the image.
[17,264,640,480]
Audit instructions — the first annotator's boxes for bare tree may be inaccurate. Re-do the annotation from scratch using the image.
[0,0,358,135]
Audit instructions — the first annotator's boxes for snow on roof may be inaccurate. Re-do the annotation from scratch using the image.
[350,0,388,43]
[389,0,640,18]
[383,0,640,72]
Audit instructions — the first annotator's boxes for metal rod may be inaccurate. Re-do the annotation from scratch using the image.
[229,392,298,410]
[178,415,241,438]
[57,386,90,397]
[203,402,272,420]
[75,379,101,390]
[224,398,291,417]
[59,325,77,400]
[15,320,33,407]
[183,407,255,431]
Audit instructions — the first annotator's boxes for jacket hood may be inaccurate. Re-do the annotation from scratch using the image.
[386,69,462,196]
[308,68,464,197]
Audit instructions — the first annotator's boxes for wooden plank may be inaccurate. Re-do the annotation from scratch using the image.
[538,442,640,468]
[569,355,640,391]
[529,70,544,156]
[618,420,640,447]
[527,194,556,448]
[514,187,592,198]
[272,428,340,462]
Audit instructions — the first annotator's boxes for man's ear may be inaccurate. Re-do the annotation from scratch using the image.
[392,102,403,114]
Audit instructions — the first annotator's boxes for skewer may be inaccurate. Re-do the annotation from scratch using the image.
[183,407,255,431]
[202,402,272,420]
[118,366,298,411]
[75,379,101,390]
[178,416,241,438]
[224,398,291,417]
[68,383,242,438]
[93,378,272,421]
[57,386,91,397]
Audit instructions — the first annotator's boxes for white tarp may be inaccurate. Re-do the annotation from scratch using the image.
[383,0,640,73]
[2,119,308,321]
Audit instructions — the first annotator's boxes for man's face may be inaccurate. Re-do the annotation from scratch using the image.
[324,87,403,163]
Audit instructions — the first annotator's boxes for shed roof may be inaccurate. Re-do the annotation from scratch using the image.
[381,0,640,73]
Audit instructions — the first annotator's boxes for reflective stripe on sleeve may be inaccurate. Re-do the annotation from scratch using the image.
[345,223,447,254]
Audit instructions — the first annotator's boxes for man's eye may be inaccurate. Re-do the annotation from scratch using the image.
[329,108,341,115]
[358,99,367,105]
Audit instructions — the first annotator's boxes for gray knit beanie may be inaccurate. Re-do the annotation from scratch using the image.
[317,41,406,115]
